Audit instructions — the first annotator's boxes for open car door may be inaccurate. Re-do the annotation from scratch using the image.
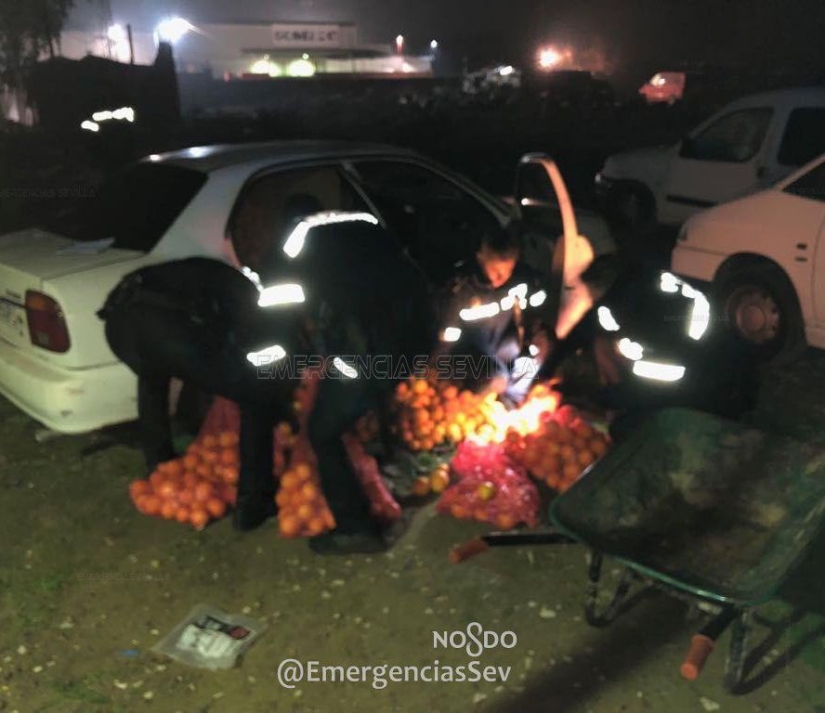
[514,154,596,340]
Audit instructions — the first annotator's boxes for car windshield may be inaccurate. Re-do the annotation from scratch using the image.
[39,163,207,252]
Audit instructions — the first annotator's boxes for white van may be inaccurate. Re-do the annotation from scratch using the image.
[595,87,825,229]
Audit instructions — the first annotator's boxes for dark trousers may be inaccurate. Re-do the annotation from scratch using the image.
[307,374,386,534]
[105,304,290,505]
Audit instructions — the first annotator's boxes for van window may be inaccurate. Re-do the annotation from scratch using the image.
[778,108,825,167]
[784,161,825,202]
[680,107,773,163]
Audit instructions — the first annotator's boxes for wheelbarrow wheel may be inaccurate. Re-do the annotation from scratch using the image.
[724,613,750,694]
[584,553,635,628]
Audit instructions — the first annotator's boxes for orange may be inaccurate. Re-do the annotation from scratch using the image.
[149,471,166,489]
[156,480,178,502]
[194,481,215,504]
[412,379,428,395]
[275,490,290,509]
[142,496,162,517]
[160,501,177,520]
[495,514,517,530]
[220,448,237,466]
[183,454,199,470]
[165,460,184,477]
[323,509,336,529]
[563,463,580,482]
[218,431,239,447]
[450,504,470,519]
[556,428,573,444]
[178,489,194,506]
[129,480,151,501]
[279,514,301,538]
[202,435,217,450]
[429,470,450,493]
[134,495,151,514]
[300,482,320,503]
[195,464,213,479]
[572,437,588,452]
[222,466,239,485]
[297,503,315,522]
[205,498,227,519]
[476,482,497,502]
[182,470,199,489]
[307,517,328,536]
[190,508,209,530]
[412,476,431,497]
[443,386,458,401]
[577,449,596,468]
[559,445,575,463]
[473,508,488,522]
[590,438,608,457]
[201,450,219,464]
[175,506,191,523]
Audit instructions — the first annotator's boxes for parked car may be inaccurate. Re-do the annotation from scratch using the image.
[0,142,613,434]
[671,152,825,360]
[596,86,825,229]
[639,71,686,105]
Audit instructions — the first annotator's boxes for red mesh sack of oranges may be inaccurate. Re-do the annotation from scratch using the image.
[436,440,540,530]
[503,405,610,493]
[275,436,336,538]
[129,397,293,530]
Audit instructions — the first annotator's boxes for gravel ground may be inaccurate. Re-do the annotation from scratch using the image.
[1,351,825,712]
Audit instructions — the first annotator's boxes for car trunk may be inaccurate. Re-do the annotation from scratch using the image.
[0,228,142,357]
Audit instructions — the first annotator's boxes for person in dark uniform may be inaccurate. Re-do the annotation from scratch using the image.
[98,257,300,531]
[433,229,553,406]
[255,214,436,554]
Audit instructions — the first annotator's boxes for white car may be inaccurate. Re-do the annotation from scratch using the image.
[0,142,612,434]
[672,152,825,360]
[596,86,825,229]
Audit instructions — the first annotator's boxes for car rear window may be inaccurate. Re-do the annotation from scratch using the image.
[49,163,207,252]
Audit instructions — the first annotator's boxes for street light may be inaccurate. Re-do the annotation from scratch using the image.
[396,34,404,54]
[156,17,193,44]
[538,46,562,69]
[430,39,438,50]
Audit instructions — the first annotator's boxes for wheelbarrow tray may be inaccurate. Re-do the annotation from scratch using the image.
[549,408,825,606]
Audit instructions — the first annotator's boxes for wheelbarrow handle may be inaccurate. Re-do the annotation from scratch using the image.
[450,530,576,564]
[680,606,738,681]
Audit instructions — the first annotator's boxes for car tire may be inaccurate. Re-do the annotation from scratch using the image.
[715,264,805,363]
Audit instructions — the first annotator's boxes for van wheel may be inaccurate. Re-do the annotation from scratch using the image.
[716,264,804,363]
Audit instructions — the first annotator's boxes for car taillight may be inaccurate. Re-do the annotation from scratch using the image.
[25,290,71,353]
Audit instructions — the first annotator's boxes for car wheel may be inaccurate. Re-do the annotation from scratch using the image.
[614,184,655,233]
[716,265,804,363]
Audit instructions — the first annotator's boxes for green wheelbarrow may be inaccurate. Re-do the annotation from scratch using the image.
[451,408,825,692]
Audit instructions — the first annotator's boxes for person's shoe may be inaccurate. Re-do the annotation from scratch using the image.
[232,498,276,532]
[308,529,389,555]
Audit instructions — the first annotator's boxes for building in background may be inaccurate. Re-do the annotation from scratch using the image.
[54,21,432,79]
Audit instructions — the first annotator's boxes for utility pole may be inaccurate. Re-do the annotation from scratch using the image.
[127,24,135,64]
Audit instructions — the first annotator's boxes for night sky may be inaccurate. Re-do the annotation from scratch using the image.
[69,0,825,80]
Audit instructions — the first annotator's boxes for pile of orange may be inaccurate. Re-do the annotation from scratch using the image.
[393,377,503,452]
[275,441,336,538]
[503,408,610,492]
[129,431,239,529]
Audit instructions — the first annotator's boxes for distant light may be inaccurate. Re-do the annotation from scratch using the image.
[287,58,315,77]
[148,154,161,162]
[396,34,405,53]
[632,360,685,382]
[251,58,271,74]
[80,120,99,132]
[499,65,515,76]
[441,327,462,343]
[187,146,211,158]
[302,53,310,60]
[257,283,306,308]
[617,338,644,361]
[333,357,359,379]
[430,40,439,50]
[156,17,192,44]
[651,73,666,87]
[597,306,620,332]
[247,345,286,366]
[539,46,562,69]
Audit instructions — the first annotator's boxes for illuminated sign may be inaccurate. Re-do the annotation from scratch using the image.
[271,23,342,48]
